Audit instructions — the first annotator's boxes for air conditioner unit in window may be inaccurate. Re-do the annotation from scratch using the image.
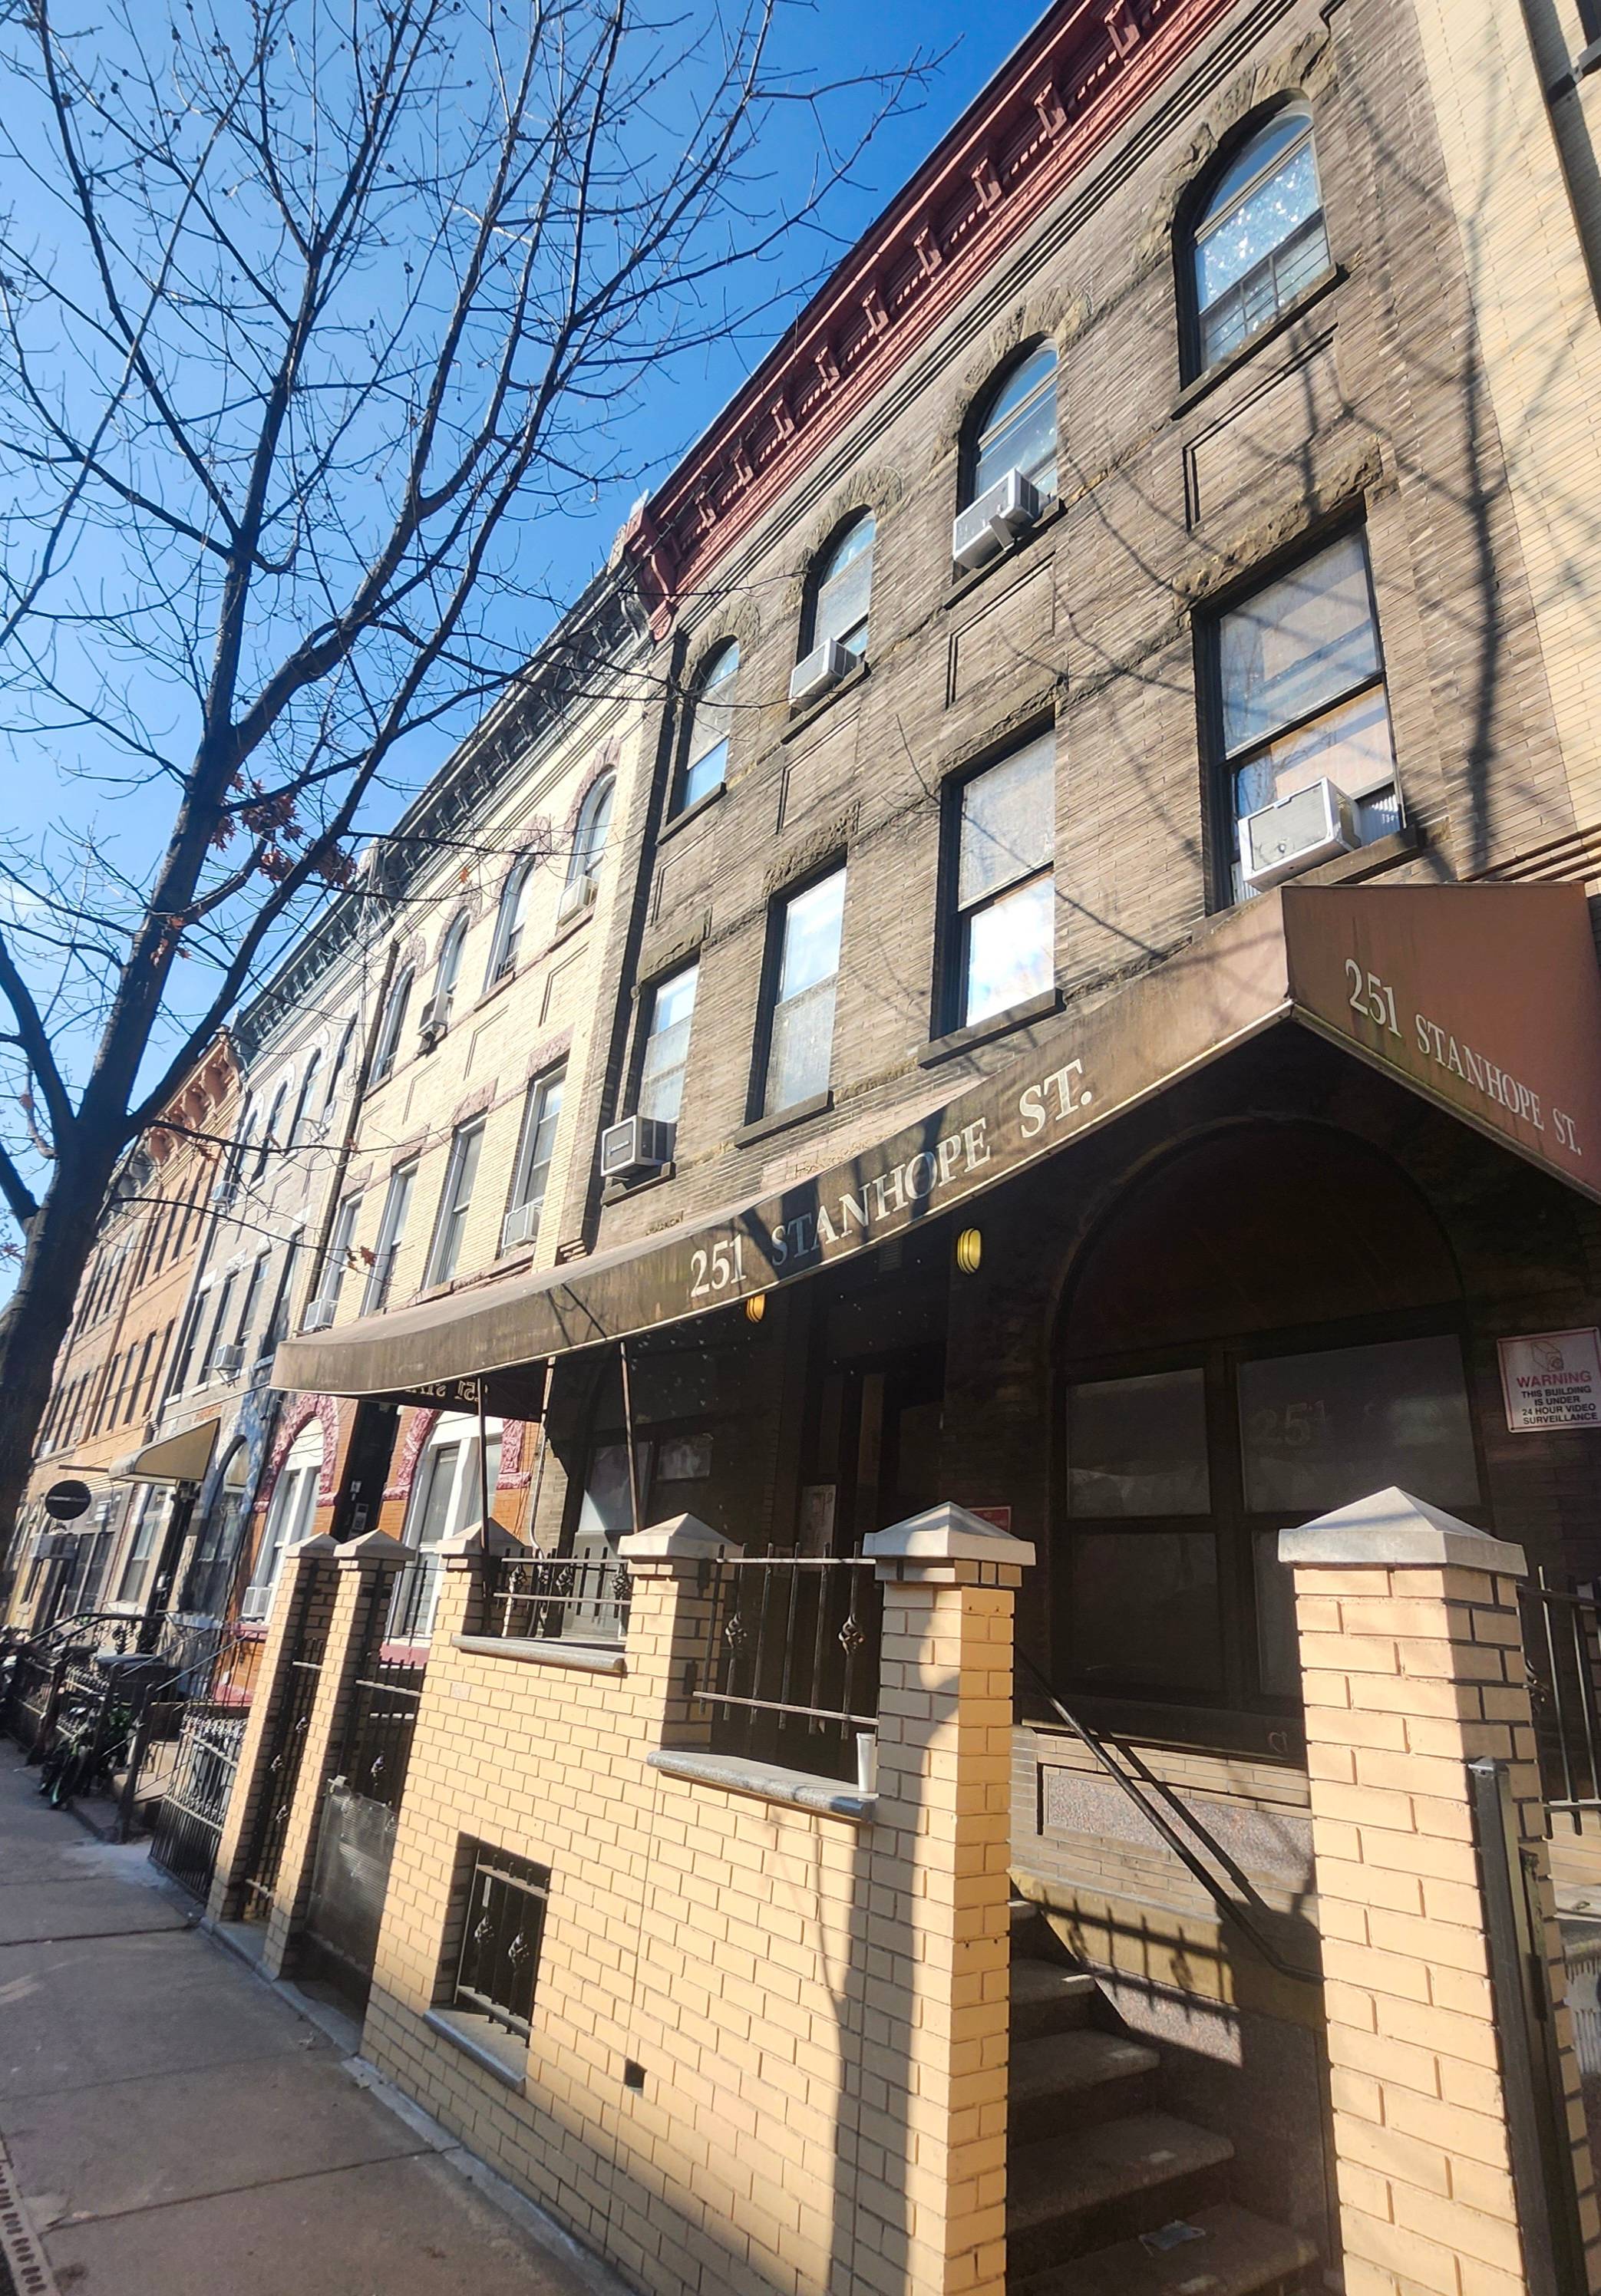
[301,1298,336,1332]
[951,469,1042,572]
[1240,777,1360,891]
[213,1343,246,1377]
[501,1198,543,1253]
[417,991,451,1045]
[788,636,853,709]
[599,1115,675,1182]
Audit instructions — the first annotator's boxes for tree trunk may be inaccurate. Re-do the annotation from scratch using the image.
[0,1150,120,1611]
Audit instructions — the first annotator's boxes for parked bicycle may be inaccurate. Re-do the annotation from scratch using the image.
[38,1693,132,1809]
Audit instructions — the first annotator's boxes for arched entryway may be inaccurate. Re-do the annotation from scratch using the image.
[1055,1121,1486,1741]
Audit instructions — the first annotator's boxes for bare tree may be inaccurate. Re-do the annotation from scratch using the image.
[0,0,928,1576]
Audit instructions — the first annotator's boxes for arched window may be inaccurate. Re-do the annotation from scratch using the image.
[324,1018,358,1120]
[1188,105,1329,371]
[369,966,414,1086]
[252,1083,288,1182]
[673,646,738,817]
[428,912,470,1026]
[220,1103,255,1204]
[806,515,874,662]
[243,1420,324,1620]
[287,1051,322,1148]
[484,856,535,989]
[562,773,617,909]
[967,344,1058,506]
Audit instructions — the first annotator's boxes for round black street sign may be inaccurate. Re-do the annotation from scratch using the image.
[43,1479,93,1522]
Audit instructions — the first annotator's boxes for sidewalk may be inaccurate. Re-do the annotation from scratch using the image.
[0,1744,612,2296]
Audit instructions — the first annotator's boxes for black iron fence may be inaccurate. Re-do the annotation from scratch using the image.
[483,1547,632,1646]
[336,1556,433,1813]
[144,1631,258,1897]
[2,1609,142,1761]
[239,1568,332,1921]
[1521,1572,1601,1829]
[693,1552,881,1782]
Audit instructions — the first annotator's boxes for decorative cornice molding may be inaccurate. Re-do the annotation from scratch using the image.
[625,0,1236,626]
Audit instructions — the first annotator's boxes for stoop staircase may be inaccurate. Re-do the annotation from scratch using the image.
[1005,1902,1317,2296]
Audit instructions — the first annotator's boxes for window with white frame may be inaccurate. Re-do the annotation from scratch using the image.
[362,1160,418,1314]
[426,1120,485,1288]
[967,344,1058,506]
[1190,106,1330,371]
[324,1018,358,1119]
[758,867,845,1117]
[484,856,535,988]
[394,1413,503,1639]
[368,967,414,1086]
[674,646,738,816]
[253,1082,289,1183]
[243,1422,324,1620]
[115,1485,167,1605]
[947,733,1056,1031]
[306,1193,361,1328]
[287,1051,322,1147]
[636,964,698,1128]
[1214,529,1397,902]
[560,775,616,912]
[428,912,470,1030]
[806,516,874,661]
[503,1067,564,1253]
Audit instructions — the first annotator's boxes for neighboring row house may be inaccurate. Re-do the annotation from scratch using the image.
[15,2,1601,2294]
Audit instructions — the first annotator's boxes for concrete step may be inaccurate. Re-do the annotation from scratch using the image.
[1007,2113,1235,2276]
[1009,1958,1101,2039]
[1015,2202,1317,2296]
[1008,2030,1160,2143]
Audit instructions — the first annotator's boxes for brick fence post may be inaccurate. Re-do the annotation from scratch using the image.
[256,1526,410,1978]
[860,1501,1034,2296]
[1282,1485,1601,2296]
[208,1532,340,1924]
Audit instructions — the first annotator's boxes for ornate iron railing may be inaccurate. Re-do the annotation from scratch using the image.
[694,1552,880,1780]
[484,1547,632,1646]
[1520,1572,1601,1828]
[335,1557,432,1813]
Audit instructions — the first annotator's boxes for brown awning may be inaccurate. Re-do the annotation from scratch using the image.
[272,882,1601,1406]
[118,1416,220,1485]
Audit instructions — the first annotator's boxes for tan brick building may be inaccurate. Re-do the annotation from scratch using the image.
[28,0,1601,2291]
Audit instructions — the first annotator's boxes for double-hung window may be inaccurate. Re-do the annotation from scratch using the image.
[503,1067,564,1253]
[485,858,534,988]
[969,345,1058,505]
[637,964,698,1129]
[1215,530,1397,902]
[560,776,616,913]
[306,1196,359,1328]
[362,1161,418,1314]
[427,1121,484,1288]
[369,968,413,1087]
[759,867,845,1118]
[675,647,738,815]
[1190,106,1330,371]
[807,517,874,662]
[948,734,1055,1031]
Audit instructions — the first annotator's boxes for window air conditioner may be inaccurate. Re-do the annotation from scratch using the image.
[951,470,1042,572]
[302,1298,336,1332]
[501,1198,543,1253]
[418,991,451,1044]
[788,636,853,709]
[599,1115,675,1182]
[213,1343,246,1377]
[1240,777,1360,891]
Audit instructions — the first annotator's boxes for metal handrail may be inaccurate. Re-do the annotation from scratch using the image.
[1015,1650,1319,1985]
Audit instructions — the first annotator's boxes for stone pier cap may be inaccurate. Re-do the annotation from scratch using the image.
[1279,1485,1526,1577]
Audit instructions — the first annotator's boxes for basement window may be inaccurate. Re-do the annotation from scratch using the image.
[447,1840,549,2042]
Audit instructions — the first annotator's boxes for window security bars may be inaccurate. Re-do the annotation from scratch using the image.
[484,1549,632,1645]
[695,1552,881,1781]
[451,1842,549,2039]
[1521,1572,1601,1829]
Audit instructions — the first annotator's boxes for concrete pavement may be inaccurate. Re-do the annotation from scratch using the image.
[0,1744,616,2296]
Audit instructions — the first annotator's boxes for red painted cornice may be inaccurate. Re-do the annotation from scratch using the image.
[624,0,1236,632]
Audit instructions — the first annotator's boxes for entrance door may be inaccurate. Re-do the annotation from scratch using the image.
[1055,1124,1484,1747]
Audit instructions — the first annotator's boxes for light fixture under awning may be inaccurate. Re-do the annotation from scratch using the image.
[118,1416,220,1486]
[270,882,1601,1407]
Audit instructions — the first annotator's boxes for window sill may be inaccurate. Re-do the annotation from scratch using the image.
[471,966,520,1018]
[647,1747,874,1824]
[1171,265,1345,419]
[659,782,725,844]
[423,2007,527,2089]
[539,901,595,960]
[1296,820,1424,886]
[733,1089,834,1147]
[600,1160,677,1206]
[941,496,1066,614]
[780,658,870,744]
[453,1633,626,1675]
[918,987,1061,1069]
